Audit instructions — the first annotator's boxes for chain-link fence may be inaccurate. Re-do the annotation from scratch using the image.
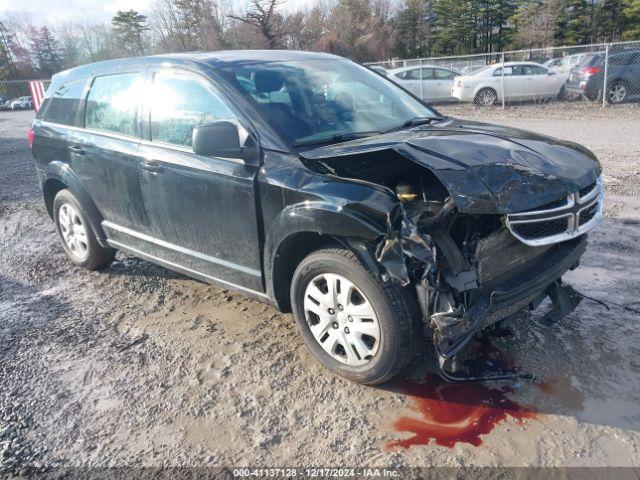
[0,80,50,111]
[367,40,640,109]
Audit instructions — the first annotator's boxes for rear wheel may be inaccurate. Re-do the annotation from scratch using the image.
[607,80,628,104]
[53,189,115,270]
[290,247,419,385]
[474,88,497,106]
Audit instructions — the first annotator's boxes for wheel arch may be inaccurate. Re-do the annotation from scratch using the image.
[42,162,109,248]
[264,203,386,312]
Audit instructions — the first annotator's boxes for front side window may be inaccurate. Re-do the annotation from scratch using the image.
[149,71,237,148]
[85,73,142,136]
[221,59,440,146]
[42,78,87,126]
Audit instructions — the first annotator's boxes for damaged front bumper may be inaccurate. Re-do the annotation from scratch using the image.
[374,199,589,364]
[432,236,586,358]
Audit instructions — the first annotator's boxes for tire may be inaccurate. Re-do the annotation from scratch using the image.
[607,80,629,104]
[53,189,115,270]
[557,85,567,101]
[474,88,497,106]
[290,247,419,385]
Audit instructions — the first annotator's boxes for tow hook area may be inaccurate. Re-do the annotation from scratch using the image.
[433,280,582,383]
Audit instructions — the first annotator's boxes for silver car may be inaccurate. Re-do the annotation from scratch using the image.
[388,65,460,102]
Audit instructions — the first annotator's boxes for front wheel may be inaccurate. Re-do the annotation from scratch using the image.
[290,247,419,385]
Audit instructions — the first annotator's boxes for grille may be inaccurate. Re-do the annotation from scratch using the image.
[511,217,568,239]
[579,181,597,199]
[506,176,603,246]
[580,203,598,225]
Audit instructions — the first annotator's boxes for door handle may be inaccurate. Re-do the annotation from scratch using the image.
[68,144,86,155]
[140,161,165,174]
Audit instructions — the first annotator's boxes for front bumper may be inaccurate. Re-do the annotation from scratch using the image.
[433,234,587,358]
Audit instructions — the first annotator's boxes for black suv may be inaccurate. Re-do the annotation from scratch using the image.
[30,51,603,384]
[565,49,640,103]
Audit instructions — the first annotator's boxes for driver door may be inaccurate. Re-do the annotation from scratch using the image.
[138,68,264,292]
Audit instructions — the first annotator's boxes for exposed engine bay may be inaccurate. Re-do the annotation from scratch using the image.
[301,147,603,380]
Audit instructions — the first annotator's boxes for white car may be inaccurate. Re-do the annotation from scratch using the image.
[10,96,33,110]
[451,62,566,106]
[388,65,460,102]
[550,53,588,78]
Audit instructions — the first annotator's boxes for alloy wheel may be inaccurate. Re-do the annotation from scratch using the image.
[59,203,89,260]
[608,83,627,104]
[303,273,381,366]
[477,89,496,106]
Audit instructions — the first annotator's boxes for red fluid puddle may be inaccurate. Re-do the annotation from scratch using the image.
[387,374,537,449]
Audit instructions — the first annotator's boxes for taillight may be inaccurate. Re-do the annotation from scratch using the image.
[583,66,601,76]
[28,127,34,148]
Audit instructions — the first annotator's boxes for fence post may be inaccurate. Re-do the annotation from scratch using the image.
[419,58,424,101]
[602,44,610,108]
[501,53,506,110]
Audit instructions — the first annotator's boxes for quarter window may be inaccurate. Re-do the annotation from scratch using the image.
[149,71,237,149]
[85,73,142,136]
[42,79,87,126]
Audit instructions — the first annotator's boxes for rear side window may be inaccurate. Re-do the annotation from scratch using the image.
[149,71,237,149]
[577,55,602,68]
[42,79,86,126]
[85,73,143,136]
[434,69,457,79]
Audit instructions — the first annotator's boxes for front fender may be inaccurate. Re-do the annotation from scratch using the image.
[263,201,387,304]
[43,161,108,247]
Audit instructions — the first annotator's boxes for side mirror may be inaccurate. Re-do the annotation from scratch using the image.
[192,121,254,160]
[548,70,556,76]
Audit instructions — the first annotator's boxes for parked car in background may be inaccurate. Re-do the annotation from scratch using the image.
[543,58,563,69]
[451,62,566,106]
[565,50,640,103]
[368,65,387,76]
[10,96,33,110]
[31,51,602,384]
[388,65,460,102]
[549,53,588,77]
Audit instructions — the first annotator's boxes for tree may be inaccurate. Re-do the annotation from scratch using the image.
[228,0,285,48]
[0,21,17,79]
[29,26,63,77]
[151,0,223,52]
[111,10,149,55]
[395,0,437,58]
[623,0,640,39]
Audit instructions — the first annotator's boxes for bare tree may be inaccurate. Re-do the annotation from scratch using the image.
[228,0,285,48]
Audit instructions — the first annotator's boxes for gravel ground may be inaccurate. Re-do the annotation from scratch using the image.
[1,105,639,474]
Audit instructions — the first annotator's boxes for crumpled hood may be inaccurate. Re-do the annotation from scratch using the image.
[300,118,602,214]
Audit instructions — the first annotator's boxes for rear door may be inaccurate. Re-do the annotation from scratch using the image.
[433,68,458,101]
[523,64,555,98]
[137,67,264,292]
[69,71,155,251]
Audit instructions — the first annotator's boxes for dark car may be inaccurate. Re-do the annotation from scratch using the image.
[30,51,603,384]
[565,50,640,103]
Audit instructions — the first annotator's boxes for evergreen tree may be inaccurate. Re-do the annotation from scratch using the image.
[29,26,63,77]
[111,10,149,55]
[623,0,640,39]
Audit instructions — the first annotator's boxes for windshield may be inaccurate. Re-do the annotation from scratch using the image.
[219,59,440,146]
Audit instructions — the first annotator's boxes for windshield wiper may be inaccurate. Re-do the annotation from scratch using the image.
[293,130,382,147]
[384,116,445,133]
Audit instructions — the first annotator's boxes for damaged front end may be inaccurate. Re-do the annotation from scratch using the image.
[299,124,604,379]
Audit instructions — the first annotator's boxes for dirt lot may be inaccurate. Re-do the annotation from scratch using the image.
[1,104,639,474]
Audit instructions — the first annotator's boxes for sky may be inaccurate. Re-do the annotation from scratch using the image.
[0,0,312,24]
